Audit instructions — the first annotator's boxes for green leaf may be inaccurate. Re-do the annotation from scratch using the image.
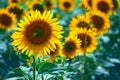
[13,68,24,75]
[5,68,24,79]
[37,62,57,73]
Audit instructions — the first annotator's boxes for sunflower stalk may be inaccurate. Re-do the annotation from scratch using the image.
[42,73,44,80]
[0,28,5,34]
[68,59,72,66]
[33,56,36,80]
[80,32,88,80]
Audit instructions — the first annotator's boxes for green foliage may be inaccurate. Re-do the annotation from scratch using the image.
[37,62,57,73]
[0,0,120,80]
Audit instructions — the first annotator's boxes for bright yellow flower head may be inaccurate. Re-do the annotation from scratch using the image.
[61,35,81,59]
[11,10,63,58]
[92,0,113,15]
[111,0,120,14]
[8,0,20,5]
[48,42,62,62]
[58,0,75,12]
[0,9,17,30]
[27,0,47,14]
[7,3,25,19]
[79,0,93,10]
[44,0,56,10]
[69,14,93,31]
[86,11,111,35]
[74,28,98,54]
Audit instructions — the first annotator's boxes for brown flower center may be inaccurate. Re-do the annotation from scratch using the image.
[91,15,104,30]
[0,14,12,27]
[77,21,90,29]
[78,33,91,47]
[9,7,23,18]
[97,1,109,13]
[12,0,18,3]
[25,20,51,45]
[64,41,75,52]
[88,0,92,7]
[63,1,71,9]
[46,1,53,9]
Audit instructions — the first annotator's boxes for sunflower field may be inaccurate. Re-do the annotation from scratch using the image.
[0,0,120,80]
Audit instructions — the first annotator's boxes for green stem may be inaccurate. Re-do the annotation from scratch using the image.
[33,56,36,80]
[0,28,5,34]
[42,73,44,80]
[68,59,72,66]
[80,32,88,80]
[83,54,86,80]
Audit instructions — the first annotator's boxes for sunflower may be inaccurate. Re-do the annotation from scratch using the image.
[8,0,20,5]
[44,0,56,10]
[48,42,62,62]
[69,14,93,31]
[58,0,75,12]
[75,28,98,54]
[86,11,111,35]
[0,9,17,30]
[111,0,120,14]
[11,10,63,58]
[79,0,93,10]
[93,0,113,15]
[7,4,24,19]
[61,35,81,59]
[28,0,46,13]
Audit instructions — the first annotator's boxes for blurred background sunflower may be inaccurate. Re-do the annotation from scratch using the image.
[58,0,75,12]
[69,14,93,30]
[7,3,25,19]
[27,0,46,13]
[86,11,111,35]
[0,9,17,30]
[61,35,81,59]
[8,0,20,5]
[111,0,120,14]
[75,28,98,54]
[79,0,93,10]
[48,42,62,62]
[92,0,113,15]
